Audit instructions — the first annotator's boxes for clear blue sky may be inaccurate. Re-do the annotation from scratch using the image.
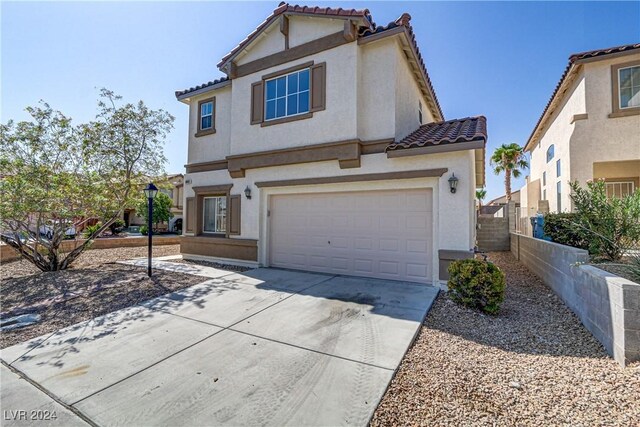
[2,1,639,201]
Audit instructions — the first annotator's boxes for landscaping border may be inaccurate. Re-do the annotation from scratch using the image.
[1,236,181,263]
[511,232,640,366]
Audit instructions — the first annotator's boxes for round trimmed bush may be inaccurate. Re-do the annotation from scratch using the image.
[447,258,506,314]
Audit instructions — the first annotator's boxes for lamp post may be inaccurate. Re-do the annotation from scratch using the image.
[143,183,158,277]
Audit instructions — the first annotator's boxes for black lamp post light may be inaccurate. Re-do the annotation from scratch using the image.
[143,183,158,277]
[448,173,459,194]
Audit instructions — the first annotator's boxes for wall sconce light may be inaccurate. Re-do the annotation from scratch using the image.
[448,173,459,194]
[244,186,252,199]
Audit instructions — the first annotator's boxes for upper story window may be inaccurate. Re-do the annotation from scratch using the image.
[546,145,554,163]
[418,102,423,124]
[556,159,561,177]
[618,65,640,109]
[265,68,310,121]
[196,97,216,137]
[610,60,640,118]
[542,171,546,186]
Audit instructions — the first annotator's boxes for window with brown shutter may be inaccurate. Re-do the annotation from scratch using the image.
[250,62,326,126]
[229,195,241,235]
[310,62,326,112]
[251,82,264,124]
[185,197,195,233]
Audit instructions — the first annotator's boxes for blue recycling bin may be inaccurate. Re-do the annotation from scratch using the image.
[530,214,551,240]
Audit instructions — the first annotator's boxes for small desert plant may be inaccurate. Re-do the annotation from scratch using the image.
[83,222,103,239]
[140,225,149,235]
[543,213,589,250]
[447,258,506,314]
[570,180,640,261]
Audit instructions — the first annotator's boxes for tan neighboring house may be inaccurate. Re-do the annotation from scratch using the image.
[124,173,184,232]
[520,43,640,217]
[175,3,487,284]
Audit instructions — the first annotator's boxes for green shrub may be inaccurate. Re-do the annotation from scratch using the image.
[543,213,589,250]
[109,219,126,235]
[83,222,102,239]
[447,258,506,314]
[570,181,640,261]
[140,225,152,235]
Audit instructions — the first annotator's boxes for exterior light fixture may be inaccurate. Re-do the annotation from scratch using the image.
[448,173,459,194]
[143,183,158,277]
[244,186,252,200]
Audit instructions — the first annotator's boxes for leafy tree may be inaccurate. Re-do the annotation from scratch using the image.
[490,143,528,202]
[476,188,487,208]
[0,90,174,271]
[136,191,173,232]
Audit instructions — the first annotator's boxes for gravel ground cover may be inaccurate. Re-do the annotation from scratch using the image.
[371,251,640,426]
[0,245,181,280]
[1,263,204,349]
[0,245,208,348]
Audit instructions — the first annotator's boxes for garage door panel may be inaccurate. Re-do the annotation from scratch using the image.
[270,189,432,283]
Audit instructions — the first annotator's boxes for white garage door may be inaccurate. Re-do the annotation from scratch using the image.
[269,189,433,283]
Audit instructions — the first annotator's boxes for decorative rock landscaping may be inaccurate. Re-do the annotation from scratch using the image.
[371,251,640,426]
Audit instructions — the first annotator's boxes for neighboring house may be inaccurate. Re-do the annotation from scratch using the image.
[124,173,184,232]
[520,43,640,217]
[479,190,520,217]
[175,3,487,284]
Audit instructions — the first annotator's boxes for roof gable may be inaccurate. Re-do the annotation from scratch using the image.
[217,3,372,72]
[525,43,640,151]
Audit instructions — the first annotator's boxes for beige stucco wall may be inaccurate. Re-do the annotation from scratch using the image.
[356,38,397,141]
[528,72,585,213]
[229,42,359,155]
[288,15,344,48]
[235,24,284,66]
[570,54,640,190]
[187,86,232,164]
[394,44,436,140]
[524,51,640,215]
[184,149,476,284]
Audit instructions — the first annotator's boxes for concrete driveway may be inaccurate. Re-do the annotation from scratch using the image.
[1,264,438,426]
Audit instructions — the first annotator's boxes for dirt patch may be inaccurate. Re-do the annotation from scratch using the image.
[371,251,640,426]
[0,245,206,349]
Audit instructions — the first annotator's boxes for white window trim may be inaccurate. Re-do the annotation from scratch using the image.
[264,68,311,122]
[605,181,636,198]
[618,65,640,110]
[202,196,226,234]
[200,101,214,130]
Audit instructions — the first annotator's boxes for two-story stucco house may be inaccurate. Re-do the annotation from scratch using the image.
[175,3,487,284]
[520,43,640,217]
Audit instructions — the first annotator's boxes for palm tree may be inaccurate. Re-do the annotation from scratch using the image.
[475,188,487,208]
[490,143,529,202]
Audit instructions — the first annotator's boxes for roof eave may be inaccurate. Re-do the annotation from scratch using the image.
[175,79,232,102]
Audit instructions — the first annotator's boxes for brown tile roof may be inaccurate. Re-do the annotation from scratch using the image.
[525,43,640,151]
[359,13,444,121]
[386,116,487,152]
[175,77,230,99]
[217,2,373,68]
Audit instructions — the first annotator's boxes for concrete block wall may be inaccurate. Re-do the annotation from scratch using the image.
[477,217,510,251]
[0,236,181,263]
[511,232,640,366]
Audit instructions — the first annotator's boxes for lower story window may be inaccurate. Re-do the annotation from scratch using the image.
[203,196,226,233]
[605,181,635,198]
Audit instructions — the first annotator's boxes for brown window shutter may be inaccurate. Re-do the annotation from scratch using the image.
[185,197,195,233]
[310,62,326,112]
[229,195,241,235]
[251,81,264,124]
